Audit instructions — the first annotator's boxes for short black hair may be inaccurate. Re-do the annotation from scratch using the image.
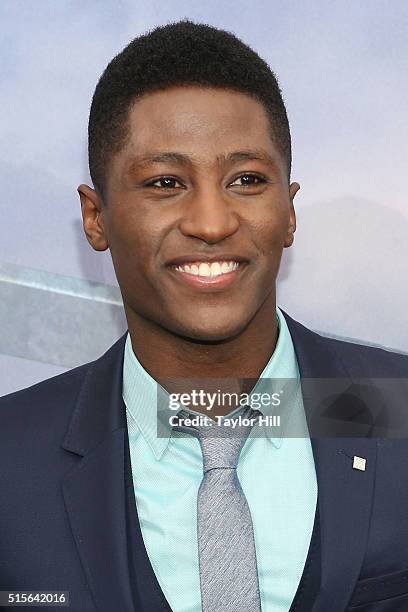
[88,18,292,198]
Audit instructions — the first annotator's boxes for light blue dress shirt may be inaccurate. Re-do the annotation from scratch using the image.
[123,306,318,612]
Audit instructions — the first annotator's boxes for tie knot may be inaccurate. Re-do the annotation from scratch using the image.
[173,406,261,472]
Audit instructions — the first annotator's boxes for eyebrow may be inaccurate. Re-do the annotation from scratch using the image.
[126,149,280,172]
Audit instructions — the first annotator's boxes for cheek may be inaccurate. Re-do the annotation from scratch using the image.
[249,207,290,257]
[107,207,162,266]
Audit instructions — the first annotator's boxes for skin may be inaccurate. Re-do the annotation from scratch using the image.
[78,85,299,416]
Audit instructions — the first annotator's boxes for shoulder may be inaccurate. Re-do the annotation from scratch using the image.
[0,331,127,408]
[282,309,408,376]
[0,361,93,435]
[0,360,89,403]
[0,331,127,437]
[317,330,408,376]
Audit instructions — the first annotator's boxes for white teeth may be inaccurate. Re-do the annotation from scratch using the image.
[175,260,240,277]
[210,262,222,276]
[199,263,211,277]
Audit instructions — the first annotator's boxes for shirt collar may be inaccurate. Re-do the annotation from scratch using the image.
[123,306,301,459]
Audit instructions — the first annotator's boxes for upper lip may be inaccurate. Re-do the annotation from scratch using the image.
[166,254,250,267]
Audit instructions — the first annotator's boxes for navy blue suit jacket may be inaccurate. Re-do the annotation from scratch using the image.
[1,310,408,611]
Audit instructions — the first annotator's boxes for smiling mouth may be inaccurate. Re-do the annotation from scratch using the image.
[174,260,241,278]
[167,259,248,290]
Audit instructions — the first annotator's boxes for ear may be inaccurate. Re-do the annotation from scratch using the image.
[284,182,300,248]
[77,184,109,251]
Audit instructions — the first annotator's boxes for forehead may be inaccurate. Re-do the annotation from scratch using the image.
[123,85,276,161]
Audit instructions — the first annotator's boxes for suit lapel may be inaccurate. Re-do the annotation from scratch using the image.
[61,333,136,611]
[282,310,378,612]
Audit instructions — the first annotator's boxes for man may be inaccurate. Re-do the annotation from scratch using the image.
[1,18,408,612]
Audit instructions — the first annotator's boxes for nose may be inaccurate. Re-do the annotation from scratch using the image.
[178,185,240,244]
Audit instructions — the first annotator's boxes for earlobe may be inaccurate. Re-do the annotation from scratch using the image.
[77,184,109,252]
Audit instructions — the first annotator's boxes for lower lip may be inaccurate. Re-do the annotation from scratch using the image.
[167,263,248,290]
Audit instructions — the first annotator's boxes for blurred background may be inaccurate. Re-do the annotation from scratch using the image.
[1,0,407,395]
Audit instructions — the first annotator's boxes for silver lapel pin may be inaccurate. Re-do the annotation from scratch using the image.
[353,455,367,471]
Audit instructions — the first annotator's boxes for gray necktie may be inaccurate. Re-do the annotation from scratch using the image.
[173,406,262,612]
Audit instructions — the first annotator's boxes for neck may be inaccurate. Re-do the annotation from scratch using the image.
[124,296,279,418]
[124,296,279,381]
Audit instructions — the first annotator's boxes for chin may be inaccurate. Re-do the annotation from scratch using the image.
[173,316,249,344]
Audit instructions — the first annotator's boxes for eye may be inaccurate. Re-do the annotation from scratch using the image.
[145,176,184,189]
[229,173,267,187]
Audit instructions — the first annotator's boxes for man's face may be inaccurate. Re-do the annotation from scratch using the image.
[82,85,299,341]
